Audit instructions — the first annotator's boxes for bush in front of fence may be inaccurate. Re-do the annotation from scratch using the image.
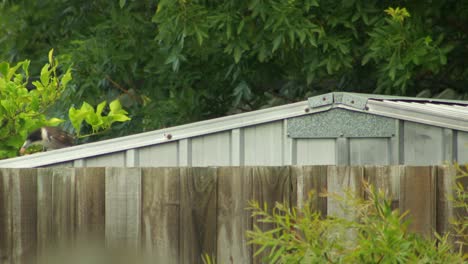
[244,177,466,263]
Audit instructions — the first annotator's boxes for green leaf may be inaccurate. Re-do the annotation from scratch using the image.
[68,107,84,133]
[68,102,94,134]
[237,19,245,35]
[46,118,65,126]
[195,27,207,45]
[109,99,124,114]
[48,49,54,64]
[233,47,243,63]
[0,62,9,78]
[308,35,317,47]
[108,114,131,123]
[119,0,126,8]
[39,64,51,86]
[61,68,72,88]
[32,81,44,91]
[21,60,30,79]
[81,101,95,112]
[389,67,396,81]
[85,112,103,128]
[7,61,23,80]
[362,53,372,65]
[272,35,282,52]
[96,101,107,116]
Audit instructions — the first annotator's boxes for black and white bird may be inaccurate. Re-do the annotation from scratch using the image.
[20,126,74,154]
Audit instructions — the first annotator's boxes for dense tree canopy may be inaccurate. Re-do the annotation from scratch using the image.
[0,0,467,139]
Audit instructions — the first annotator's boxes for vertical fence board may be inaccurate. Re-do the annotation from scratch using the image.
[327,166,365,247]
[292,166,327,216]
[179,167,217,264]
[217,167,252,264]
[400,166,436,238]
[0,169,38,263]
[105,167,142,249]
[12,169,37,264]
[436,166,456,238]
[37,168,76,254]
[436,165,467,255]
[75,168,105,243]
[141,168,180,264]
[0,169,12,263]
[327,166,365,218]
[365,166,402,209]
[251,167,291,264]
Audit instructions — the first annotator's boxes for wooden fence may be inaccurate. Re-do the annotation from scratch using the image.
[0,166,462,263]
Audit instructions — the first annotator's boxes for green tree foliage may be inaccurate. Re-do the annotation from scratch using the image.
[0,0,467,136]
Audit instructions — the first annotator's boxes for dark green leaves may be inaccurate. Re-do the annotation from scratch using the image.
[363,7,452,94]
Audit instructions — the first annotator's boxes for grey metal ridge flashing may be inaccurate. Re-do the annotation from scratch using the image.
[308,92,468,110]
[308,92,372,110]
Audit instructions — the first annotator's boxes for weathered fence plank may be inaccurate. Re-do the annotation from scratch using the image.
[292,165,327,215]
[365,165,402,209]
[105,167,142,249]
[75,168,105,242]
[37,168,76,254]
[0,169,37,264]
[11,169,37,264]
[180,167,217,264]
[327,166,365,218]
[400,166,437,238]
[141,168,180,264]
[0,169,12,263]
[436,164,468,256]
[217,167,252,264]
[251,166,291,263]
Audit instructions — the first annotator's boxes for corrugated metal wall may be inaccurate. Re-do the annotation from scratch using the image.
[68,114,468,168]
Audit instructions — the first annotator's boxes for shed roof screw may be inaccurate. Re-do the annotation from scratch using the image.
[304,108,310,113]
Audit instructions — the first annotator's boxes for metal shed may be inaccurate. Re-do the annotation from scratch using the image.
[0,92,467,168]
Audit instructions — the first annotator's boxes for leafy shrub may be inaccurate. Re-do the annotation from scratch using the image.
[247,182,466,263]
[453,164,468,255]
[0,50,71,158]
[69,99,131,138]
[0,50,131,158]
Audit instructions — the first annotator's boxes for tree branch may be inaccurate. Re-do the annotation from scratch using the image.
[105,75,142,103]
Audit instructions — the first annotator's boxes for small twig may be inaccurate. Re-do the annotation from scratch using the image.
[105,75,141,103]
[76,128,111,139]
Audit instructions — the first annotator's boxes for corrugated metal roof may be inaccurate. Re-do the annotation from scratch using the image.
[365,99,468,132]
[0,99,318,168]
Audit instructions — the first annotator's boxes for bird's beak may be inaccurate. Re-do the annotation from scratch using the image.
[19,140,31,155]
